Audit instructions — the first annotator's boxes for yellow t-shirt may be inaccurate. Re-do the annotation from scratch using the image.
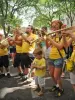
[22,33,37,53]
[71,50,75,62]
[33,58,46,77]
[49,37,65,59]
[71,32,75,62]
[16,45,22,53]
[0,48,8,56]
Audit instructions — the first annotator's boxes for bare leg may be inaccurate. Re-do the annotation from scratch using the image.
[49,66,57,85]
[54,68,62,89]
[72,84,75,92]
[18,66,23,74]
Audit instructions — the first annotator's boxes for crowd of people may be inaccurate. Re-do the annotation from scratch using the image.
[0,20,75,97]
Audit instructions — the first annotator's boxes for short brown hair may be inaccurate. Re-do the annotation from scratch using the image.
[33,48,42,55]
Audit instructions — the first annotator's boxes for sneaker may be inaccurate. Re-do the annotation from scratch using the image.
[54,88,64,97]
[19,73,24,77]
[7,73,11,78]
[21,75,27,81]
[49,86,59,92]
[37,91,44,96]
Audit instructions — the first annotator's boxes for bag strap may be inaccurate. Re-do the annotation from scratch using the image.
[57,49,63,59]
[55,36,65,59]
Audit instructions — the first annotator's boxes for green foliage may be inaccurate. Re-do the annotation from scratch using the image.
[33,0,58,27]
[0,0,39,35]
[6,15,22,28]
[0,0,75,34]
[33,15,49,28]
[39,0,47,5]
[33,0,75,27]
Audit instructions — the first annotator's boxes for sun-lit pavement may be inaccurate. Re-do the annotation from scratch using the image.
[0,66,75,100]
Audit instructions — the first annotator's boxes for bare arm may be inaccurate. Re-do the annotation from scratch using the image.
[62,31,73,47]
[14,40,22,46]
[47,36,64,50]
[21,34,30,43]
[36,66,46,70]
[68,32,75,42]
[17,32,30,44]
[62,35,72,48]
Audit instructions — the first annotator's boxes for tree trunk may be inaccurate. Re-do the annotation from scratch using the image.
[2,24,7,37]
[7,25,10,34]
[70,17,73,26]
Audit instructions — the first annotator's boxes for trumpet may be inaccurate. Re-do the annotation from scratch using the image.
[30,26,75,44]
[0,35,16,47]
[46,26,75,36]
[0,38,9,47]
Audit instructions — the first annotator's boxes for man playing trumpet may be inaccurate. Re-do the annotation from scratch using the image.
[18,25,37,80]
[8,28,26,78]
[0,33,10,78]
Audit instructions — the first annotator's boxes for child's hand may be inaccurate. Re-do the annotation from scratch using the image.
[31,63,37,68]
[36,66,45,70]
[35,66,41,69]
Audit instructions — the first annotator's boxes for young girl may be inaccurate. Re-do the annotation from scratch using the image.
[47,20,66,97]
[31,48,46,96]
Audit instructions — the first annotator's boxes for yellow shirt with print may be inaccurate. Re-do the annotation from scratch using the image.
[22,33,37,53]
[33,58,46,77]
[71,50,75,62]
[71,32,75,62]
[0,48,8,56]
[49,37,66,59]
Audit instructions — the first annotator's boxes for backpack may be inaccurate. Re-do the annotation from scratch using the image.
[65,43,73,59]
[59,36,73,59]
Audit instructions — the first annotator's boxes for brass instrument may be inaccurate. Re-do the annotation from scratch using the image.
[30,26,75,44]
[0,38,9,47]
[0,35,16,47]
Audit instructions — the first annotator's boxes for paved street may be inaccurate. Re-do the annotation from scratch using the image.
[0,66,75,100]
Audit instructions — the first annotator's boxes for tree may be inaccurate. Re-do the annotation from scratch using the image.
[54,0,75,26]
[33,0,75,27]
[33,0,58,28]
[0,0,39,36]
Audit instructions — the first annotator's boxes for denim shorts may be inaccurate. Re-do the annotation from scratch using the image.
[48,58,63,68]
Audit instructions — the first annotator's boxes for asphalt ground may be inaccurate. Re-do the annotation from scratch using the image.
[0,66,75,100]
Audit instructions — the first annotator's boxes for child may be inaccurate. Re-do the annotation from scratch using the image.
[31,48,46,96]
